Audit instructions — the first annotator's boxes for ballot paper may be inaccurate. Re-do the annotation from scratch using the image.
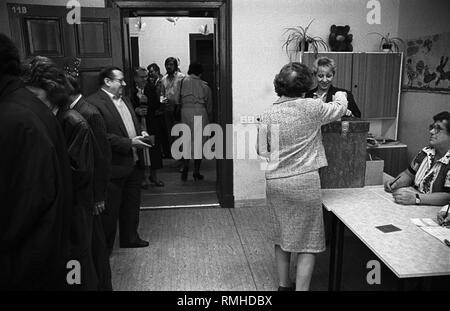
[420,227,450,245]
[410,218,440,227]
[411,218,450,245]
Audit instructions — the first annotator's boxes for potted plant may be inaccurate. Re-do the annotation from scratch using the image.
[282,19,329,63]
[368,32,405,52]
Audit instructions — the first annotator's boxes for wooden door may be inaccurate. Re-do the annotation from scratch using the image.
[352,53,402,119]
[302,52,353,90]
[8,4,123,97]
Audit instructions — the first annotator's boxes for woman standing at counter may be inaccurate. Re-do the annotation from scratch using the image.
[257,63,348,291]
[305,56,361,118]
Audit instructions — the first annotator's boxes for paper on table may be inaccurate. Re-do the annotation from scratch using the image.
[410,218,440,227]
[420,226,450,245]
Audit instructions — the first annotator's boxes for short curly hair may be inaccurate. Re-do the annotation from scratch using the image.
[312,57,336,75]
[21,56,72,107]
[433,111,450,134]
[147,63,160,74]
[273,62,313,97]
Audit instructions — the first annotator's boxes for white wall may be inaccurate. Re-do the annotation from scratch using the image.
[232,0,401,201]
[136,17,214,74]
[397,0,450,160]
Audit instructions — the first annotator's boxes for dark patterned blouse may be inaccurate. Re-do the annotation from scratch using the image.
[408,146,450,193]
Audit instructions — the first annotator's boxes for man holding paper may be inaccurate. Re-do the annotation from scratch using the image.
[89,67,154,253]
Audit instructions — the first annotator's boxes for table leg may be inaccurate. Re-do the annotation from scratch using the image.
[328,213,345,291]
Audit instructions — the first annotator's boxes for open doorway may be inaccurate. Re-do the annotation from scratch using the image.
[125,16,219,209]
[7,0,234,209]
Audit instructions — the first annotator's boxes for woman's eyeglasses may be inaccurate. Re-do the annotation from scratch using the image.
[429,124,445,133]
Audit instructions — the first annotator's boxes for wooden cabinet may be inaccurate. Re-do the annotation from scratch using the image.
[303,52,402,120]
[352,53,402,119]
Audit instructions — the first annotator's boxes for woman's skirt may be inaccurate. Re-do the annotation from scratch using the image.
[181,103,209,159]
[266,170,325,253]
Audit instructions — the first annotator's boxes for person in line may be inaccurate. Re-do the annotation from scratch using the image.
[385,111,450,206]
[22,56,98,290]
[161,57,185,150]
[305,56,361,118]
[258,62,348,291]
[132,67,164,188]
[0,33,73,290]
[65,72,113,291]
[88,67,153,253]
[148,63,171,159]
[179,62,212,181]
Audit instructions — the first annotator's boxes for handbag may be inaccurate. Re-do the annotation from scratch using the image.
[173,77,184,122]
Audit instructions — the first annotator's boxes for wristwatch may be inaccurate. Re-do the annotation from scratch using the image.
[415,193,421,205]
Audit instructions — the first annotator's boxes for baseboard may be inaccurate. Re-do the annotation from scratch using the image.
[234,198,267,208]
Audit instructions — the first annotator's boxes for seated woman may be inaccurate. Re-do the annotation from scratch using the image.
[305,56,361,118]
[385,111,450,207]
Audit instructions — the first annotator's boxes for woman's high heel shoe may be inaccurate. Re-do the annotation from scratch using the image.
[181,167,188,182]
[193,173,204,181]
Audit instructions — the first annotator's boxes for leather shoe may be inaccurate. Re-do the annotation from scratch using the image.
[120,238,149,248]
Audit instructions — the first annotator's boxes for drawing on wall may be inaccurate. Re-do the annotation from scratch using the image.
[403,32,450,93]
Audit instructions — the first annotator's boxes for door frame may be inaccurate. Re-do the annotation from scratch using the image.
[112,0,234,208]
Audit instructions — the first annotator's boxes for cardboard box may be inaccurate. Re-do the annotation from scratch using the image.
[365,155,384,186]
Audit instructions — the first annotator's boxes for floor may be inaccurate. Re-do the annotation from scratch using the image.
[141,159,218,208]
[109,205,450,291]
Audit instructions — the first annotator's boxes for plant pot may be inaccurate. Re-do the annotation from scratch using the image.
[382,43,392,52]
[299,40,309,52]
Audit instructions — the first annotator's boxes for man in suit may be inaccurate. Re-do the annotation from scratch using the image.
[0,33,73,290]
[66,73,113,290]
[88,67,154,253]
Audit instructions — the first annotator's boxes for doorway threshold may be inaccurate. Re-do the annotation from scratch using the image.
[141,203,221,210]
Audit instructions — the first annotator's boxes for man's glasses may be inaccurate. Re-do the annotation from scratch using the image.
[429,124,445,133]
[110,78,126,84]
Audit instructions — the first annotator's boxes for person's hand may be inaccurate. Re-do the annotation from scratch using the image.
[384,179,396,193]
[135,106,148,116]
[141,132,155,146]
[147,135,155,146]
[138,94,148,104]
[392,188,416,205]
[345,109,353,117]
[131,136,151,148]
[160,96,168,105]
[93,201,105,215]
[437,209,450,226]
[333,91,348,101]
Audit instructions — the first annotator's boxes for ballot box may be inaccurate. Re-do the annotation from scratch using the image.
[319,120,370,188]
